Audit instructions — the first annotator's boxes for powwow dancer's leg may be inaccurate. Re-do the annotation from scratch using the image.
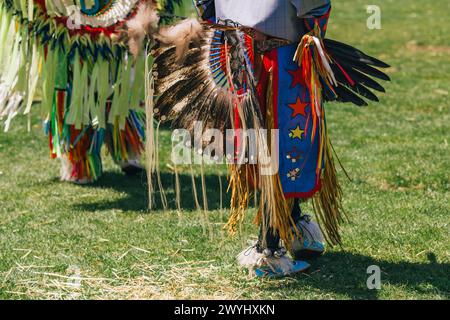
[58,126,103,184]
[104,109,146,176]
[257,199,324,255]
[290,200,326,260]
[48,90,103,184]
[238,200,311,278]
[235,2,333,278]
[241,199,325,277]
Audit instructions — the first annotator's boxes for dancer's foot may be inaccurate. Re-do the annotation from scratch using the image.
[120,159,145,176]
[255,259,310,278]
[237,243,310,278]
[59,156,94,185]
[290,215,325,260]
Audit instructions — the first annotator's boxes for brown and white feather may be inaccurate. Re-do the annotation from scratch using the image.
[126,1,160,58]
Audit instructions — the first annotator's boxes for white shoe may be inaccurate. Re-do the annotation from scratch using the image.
[291,215,325,260]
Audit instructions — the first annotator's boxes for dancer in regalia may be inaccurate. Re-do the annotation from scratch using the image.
[0,0,183,183]
[129,0,390,277]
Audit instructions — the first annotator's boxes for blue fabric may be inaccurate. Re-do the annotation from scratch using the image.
[276,44,321,197]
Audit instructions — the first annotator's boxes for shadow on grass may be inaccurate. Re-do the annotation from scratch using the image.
[275,251,449,299]
[72,173,449,299]
[73,170,231,213]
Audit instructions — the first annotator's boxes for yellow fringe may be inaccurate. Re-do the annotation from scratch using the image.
[225,164,251,235]
[313,136,345,246]
[255,74,296,249]
[225,70,297,249]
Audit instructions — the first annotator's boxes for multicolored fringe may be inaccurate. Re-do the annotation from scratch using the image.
[47,88,146,183]
[256,75,297,248]
[0,1,41,131]
[312,136,344,246]
[106,108,146,164]
[225,76,297,249]
[0,1,153,182]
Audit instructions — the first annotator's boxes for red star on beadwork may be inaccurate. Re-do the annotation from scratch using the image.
[288,97,308,118]
[288,68,306,88]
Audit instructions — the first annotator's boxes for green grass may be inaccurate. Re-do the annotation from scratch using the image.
[0,0,449,300]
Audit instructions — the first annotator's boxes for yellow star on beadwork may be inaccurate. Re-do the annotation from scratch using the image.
[289,126,304,140]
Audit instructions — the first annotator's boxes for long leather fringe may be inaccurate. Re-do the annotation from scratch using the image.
[312,137,344,246]
[226,164,251,235]
[225,71,297,249]
[255,72,296,249]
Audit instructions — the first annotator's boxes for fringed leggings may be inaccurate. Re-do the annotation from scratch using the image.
[49,98,146,183]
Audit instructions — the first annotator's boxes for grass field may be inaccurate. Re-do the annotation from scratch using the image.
[0,0,449,300]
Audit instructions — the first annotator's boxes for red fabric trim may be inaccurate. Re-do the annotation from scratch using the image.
[284,179,321,199]
[34,0,144,39]
[53,17,119,38]
[270,49,279,129]
[256,65,267,115]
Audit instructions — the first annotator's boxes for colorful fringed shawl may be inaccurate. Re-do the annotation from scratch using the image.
[0,0,182,182]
